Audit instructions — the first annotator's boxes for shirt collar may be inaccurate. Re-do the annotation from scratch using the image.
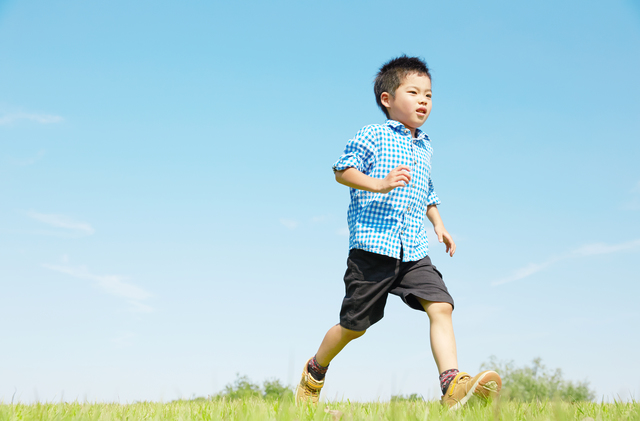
[385,119,429,141]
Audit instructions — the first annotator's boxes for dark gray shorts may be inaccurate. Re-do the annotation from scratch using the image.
[339,249,454,331]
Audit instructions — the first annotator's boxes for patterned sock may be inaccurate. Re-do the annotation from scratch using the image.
[307,356,329,381]
[439,368,459,395]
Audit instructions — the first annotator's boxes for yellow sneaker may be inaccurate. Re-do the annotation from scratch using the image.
[441,370,501,410]
[294,358,324,405]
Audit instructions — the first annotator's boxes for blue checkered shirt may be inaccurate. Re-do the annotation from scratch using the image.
[333,120,441,262]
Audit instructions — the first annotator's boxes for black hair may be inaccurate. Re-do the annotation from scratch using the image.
[374,55,431,118]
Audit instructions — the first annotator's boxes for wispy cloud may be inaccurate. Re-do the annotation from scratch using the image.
[127,301,154,313]
[11,150,46,166]
[492,260,560,286]
[43,263,153,313]
[492,239,640,286]
[622,181,640,210]
[0,112,63,125]
[311,215,329,223]
[112,331,136,348]
[336,227,349,236]
[570,239,640,256]
[281,215,340,230]
[27,211,95,236]
[279,218,299,230]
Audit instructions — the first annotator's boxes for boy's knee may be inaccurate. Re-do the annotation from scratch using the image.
[422,301,453,318]
[341,326,366,340]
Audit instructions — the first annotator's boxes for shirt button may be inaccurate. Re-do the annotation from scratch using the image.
[407,207,411,212]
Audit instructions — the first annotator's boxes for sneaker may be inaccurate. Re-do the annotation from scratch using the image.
[294,358,324,405]
[441,370,501,410]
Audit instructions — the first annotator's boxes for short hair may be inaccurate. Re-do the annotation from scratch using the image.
[374,55,431,118]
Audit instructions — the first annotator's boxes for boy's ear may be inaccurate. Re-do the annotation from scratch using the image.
[380,92,392,108]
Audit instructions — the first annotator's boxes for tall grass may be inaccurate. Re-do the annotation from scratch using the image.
[1,398,639,421]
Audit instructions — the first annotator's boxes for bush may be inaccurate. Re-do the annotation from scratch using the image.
[390,393,423,402]
[213,374,292,400]
[262,378,292,400]
[480,356,595,402]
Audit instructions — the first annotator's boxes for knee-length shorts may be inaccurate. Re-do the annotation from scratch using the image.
[339,248,454,331]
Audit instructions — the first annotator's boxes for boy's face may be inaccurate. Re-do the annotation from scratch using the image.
[381,73,432,136]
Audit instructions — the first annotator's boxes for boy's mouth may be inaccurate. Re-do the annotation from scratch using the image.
[416,107,427,116]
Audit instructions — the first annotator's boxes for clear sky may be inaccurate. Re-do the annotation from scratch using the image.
[1,0,639,404]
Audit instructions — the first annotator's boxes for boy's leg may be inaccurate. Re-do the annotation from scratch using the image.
[419,300,458,373]
[420,299,461,397]
[419,298,501,409]
[295,249,398,405]
[315,324,366,367]
[295,324,365,405]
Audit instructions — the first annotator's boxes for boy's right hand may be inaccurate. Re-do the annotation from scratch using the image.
[378,165,411,193]
[334,166,411,193]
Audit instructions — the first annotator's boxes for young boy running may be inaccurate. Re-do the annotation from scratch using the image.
[295,56,501,410]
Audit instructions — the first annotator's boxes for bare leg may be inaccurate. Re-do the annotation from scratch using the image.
[419,299,458,373]
[314,324,366,367]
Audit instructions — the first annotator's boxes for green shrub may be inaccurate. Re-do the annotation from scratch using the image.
[262,378,293,400]
[213,374,292,400]
[480,356,595,402]
[390,393,423,402]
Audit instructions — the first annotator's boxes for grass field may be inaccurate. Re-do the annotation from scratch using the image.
[2,398,639,421]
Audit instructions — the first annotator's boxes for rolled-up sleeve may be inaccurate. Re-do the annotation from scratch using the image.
[426,177,442,206]
[332,126,377,174]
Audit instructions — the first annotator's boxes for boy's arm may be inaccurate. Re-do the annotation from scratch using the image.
[426,204,456,257]
[335,166,412,194]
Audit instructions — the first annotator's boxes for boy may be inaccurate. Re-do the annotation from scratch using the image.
[294,56,501,410]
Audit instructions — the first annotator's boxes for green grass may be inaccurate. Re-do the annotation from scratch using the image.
[1,398,639,421]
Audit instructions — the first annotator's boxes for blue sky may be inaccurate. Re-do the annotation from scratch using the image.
[1,0,639,403]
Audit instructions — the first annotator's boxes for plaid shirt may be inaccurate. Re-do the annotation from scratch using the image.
[333,120,441,262]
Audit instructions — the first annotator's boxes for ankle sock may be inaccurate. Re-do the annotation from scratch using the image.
[439,368,459,395]
[307,356,329,381]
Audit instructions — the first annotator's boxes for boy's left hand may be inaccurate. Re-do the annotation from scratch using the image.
[435,225,456,257]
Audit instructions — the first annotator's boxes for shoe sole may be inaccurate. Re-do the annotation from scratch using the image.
[294,384,301,406]
[449,371,501,411]
[295,359,310,406]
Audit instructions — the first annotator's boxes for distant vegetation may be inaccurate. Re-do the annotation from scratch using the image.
[211,374,292,400]
[481,356,595,402]
[211,357,595,403]
[390,393,424,402]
